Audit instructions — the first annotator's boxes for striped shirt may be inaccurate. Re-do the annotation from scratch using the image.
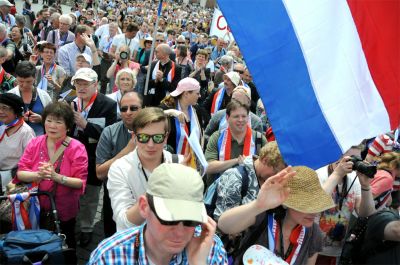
[88,223,228,265]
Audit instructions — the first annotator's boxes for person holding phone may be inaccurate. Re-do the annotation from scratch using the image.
[88,163,228,265]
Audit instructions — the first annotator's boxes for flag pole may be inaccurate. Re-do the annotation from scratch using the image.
[144,0,163,98]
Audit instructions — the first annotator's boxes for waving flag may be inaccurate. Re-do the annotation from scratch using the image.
[218,0,400,169]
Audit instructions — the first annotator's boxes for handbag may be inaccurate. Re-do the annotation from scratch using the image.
[39,137,71,231]
[0,137,71,230]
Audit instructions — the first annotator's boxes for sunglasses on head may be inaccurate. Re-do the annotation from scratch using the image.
[120,105,140,112]
[147,194,201,227]
[136,133,166,144]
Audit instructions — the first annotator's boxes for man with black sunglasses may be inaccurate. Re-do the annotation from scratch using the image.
[89,163,228,265]
[95,91,142,237]
[107,107,184,231]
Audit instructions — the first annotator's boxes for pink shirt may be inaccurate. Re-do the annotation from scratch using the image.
[18,135,88,221]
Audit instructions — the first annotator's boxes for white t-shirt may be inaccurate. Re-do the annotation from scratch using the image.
[111,34,139,56]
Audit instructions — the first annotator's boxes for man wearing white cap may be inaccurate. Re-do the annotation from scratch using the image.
[70,67,117,247]
[0,0,15,27]
[89,163,228,265]
[202,71,240,117]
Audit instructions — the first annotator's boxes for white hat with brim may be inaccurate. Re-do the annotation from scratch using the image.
[153,196,208,223]
[0,0,13,7]
[147,163,208,223]
[71,67,97,84]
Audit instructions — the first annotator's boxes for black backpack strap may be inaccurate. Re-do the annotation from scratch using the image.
[236,165,249,200]
[52,30,55,44]
[171,154,179,163]
[255,131,262,154]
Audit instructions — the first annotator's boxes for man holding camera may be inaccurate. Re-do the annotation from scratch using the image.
[109,23,139,60]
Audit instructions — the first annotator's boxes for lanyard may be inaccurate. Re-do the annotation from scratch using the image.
[125,37,132,47]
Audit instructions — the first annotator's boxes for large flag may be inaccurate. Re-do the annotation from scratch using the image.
[210,8,234,41]
[217,0,400,169]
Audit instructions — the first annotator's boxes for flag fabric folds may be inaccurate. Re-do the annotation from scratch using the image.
[217,0,400,169]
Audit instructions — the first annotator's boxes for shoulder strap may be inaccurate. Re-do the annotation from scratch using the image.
[49,137,71,165]
[237,165,249,199]
[255,131,262,154]
[52,30,55,43]
[171,154,179,163]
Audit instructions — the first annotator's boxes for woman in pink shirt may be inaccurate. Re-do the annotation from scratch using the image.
[17,101,88,250]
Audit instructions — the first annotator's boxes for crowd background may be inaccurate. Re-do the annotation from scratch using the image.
[0,0,399,264]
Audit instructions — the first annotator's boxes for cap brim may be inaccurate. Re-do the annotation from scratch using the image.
[71,76,94,84]
[169,90,182,97]
[283,190,335,214]
[153,196,208,223]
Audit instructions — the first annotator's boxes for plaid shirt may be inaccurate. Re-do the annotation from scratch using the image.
[88,223,228,265]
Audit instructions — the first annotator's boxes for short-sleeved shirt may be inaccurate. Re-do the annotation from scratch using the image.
[95,121,131,165]
[205,130,267,162]
[35,64,67,100]
[363,210,400,264]
[111,33,139,57]
[235,211,323,265]
[88,223,229,265]
[316,166,361,257]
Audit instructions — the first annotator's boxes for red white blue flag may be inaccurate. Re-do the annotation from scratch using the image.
[218,0,400,169]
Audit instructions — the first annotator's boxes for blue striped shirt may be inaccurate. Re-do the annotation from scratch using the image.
[88,223,228,265]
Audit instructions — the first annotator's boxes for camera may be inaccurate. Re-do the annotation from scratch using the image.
[350,155,377,178]
[119,51,129,60]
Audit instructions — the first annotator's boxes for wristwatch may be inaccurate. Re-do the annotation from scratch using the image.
[61,176,67,185]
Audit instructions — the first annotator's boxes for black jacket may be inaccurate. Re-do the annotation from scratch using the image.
[72,93,117,185]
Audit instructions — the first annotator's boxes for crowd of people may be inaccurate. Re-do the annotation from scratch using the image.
[0,0,399,264]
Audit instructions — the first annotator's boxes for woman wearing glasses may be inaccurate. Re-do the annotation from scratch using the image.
[107,107,184,231]
[107,68,137,120]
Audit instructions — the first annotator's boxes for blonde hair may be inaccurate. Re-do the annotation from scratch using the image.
[259,141,286,172]
[132,107,170,134]
[115,68,137,89]
[376,152,400,171]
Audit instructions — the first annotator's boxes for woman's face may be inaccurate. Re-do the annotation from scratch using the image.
[287,208,318,228]
[183,89,200,106]
[11,27,21,41]
[41,48,55,64]
[145,41,152,49]
[0,103,17,124]
[45,114,68,141]
[118,72,134,94]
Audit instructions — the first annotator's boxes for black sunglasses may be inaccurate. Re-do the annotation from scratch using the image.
[177,41,185,44]
[136,133,166,144]
[155,39,164,42]
[147,194,201,227]
[234,69,244,74]
[120,105,140,112]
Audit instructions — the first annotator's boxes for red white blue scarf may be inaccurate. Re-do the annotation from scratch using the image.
[152,60,175,82]
[211,88,225,115]
[0,118,24,142]
[9,184,40,231]
[267,214,306,265]
[217,125,255,161]
[175,102,201,155]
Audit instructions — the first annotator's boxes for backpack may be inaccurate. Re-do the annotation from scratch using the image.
[204,164,250,218]
[0,229,65,264]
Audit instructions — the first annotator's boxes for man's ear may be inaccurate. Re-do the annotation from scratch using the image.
[138,195,150,219]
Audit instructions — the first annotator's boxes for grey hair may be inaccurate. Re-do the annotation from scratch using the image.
[219,55,234,67]
[0,46,7,58]
[50,12,61,22]
[59,14,73,24]
[0,24,7,35]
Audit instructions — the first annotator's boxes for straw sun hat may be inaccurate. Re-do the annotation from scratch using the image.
[283,166,335,214]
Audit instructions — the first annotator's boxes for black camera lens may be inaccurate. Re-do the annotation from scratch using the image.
[119,51,128,60]
[350,155,377,178]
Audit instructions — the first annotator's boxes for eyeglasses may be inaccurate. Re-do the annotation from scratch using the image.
[108,19,116,22]
[120,105,140,112]
[155,39,164,42]
[147,194,201,227]
[136,133,166,144]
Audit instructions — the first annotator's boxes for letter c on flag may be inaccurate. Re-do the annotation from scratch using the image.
[217,15,231,32]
